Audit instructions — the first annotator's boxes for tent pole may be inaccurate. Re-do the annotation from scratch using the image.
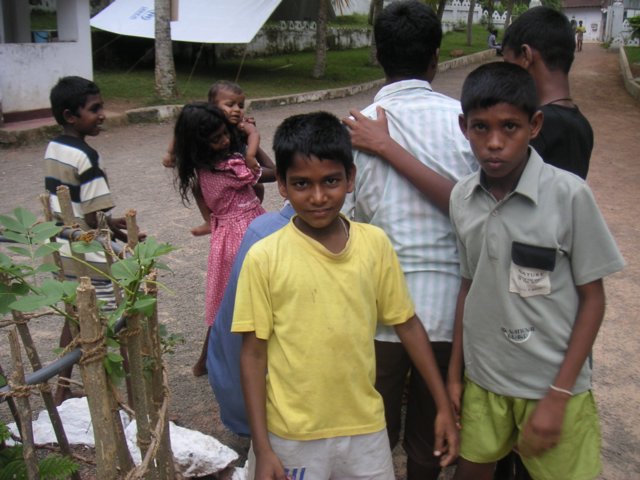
[235,45,249,83]
[126,47,154,74]
[187,43,206,85]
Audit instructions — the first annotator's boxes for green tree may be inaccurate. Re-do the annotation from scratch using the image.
[630,16,640,38]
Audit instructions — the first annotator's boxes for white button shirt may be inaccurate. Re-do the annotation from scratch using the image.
[343,79,477,342]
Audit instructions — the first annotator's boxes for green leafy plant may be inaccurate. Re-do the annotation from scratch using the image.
[629,16,640,39]
[0,208,73,318]
[1,208,176,381]
[0,422,79,480]
[1,207,178,478]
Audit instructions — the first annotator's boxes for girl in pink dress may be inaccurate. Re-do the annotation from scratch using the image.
[174,103,273,376]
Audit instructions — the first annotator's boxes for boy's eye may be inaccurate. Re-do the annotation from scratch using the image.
[471,122,487,131]
[238,103,245,109]
[504,122,518,131]
[293,181,307,188]
[325,178,339,186]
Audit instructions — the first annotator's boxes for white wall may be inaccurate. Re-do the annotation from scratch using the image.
[0,0,92,115]
[566,9,604,42]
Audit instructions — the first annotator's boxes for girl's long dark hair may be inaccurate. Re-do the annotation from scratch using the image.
[173,103,240,204]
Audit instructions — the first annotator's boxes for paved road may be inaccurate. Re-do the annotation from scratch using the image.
[1,43,638,479]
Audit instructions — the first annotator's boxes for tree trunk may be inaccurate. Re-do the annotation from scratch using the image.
[312,0,329,79]
[436,0,447,21]
[368,0,384,66]
[467,0,477,46]
[505,0,514,31]
[487,0,495,28]
[155,0,178,99]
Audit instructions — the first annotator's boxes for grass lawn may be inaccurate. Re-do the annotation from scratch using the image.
[625,46,640,77]
[95,24,494,108]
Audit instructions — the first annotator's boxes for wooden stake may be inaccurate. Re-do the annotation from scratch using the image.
[8,329,39,480]
[125,209,140,250]
[124,310,155,477]
[146,271,175,478]
[13,310,82,480]
[76,277,120,479]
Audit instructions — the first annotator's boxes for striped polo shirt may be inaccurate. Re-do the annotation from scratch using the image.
[344,79,478,342]
[44,135,114,229]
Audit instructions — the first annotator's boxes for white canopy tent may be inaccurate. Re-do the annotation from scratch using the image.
[90,0,283,44]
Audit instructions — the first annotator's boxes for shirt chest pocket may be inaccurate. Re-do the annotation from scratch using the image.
[509,241,557,298]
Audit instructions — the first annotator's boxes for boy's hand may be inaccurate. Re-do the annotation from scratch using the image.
[245,155,261,174]
[518,391,569,457]
[108,216,127,231]
[446,379,463,428]
[243,116,256,126]
[433,409,460,467]
[255,450,289,480]
[343,106,390,155]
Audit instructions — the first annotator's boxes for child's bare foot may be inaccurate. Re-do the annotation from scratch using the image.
[162,153,176,168]
[192,361,207,377]
[190,223,211,236]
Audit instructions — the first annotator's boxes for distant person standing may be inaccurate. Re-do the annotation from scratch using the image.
[576,20,586,51]
[502,6,593,179]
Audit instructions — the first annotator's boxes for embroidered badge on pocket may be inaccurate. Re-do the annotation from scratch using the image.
[509,242,557,297]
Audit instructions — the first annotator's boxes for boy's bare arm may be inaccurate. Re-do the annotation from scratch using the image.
[238,122,261,172]
[447,277,471,420]
[256,147,276,182]
[343,107,455,215]
[85,211,134,243]
[240,333,287,480]
[519,279,606,458]
[394,315,459,466]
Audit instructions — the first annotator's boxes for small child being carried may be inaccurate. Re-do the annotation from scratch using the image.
[163,81,275,236]
[173,103,274,376]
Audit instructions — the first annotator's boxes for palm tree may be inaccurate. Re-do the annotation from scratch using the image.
[154,0,178,99]
[313,0,352,79]
[368,0,384,66]
[466,0,476,46]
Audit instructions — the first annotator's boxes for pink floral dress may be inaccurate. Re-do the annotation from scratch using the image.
[199,154,265,326]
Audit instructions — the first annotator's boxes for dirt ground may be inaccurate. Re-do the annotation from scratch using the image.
[1,43,639,479]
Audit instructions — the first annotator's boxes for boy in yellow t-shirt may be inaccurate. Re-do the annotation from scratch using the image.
[576,20,586,51]
[231,112,458,480]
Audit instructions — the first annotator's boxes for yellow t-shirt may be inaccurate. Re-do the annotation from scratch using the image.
[232,217,415,441]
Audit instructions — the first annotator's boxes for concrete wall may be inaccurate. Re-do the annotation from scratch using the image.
[0,0,93,115]
[566,9,605,42]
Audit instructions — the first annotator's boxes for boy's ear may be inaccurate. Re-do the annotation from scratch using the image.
[519,44,535,70]
[346,165,357,194]
[458,114,469,139]
[529,110,544,140]
[62,108,77,125]
[276,174,288,200]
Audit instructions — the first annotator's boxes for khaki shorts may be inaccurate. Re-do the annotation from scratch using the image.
[248,429,394,480]
[460,378,601,480]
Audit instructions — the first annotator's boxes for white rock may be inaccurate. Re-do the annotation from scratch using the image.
[7,397,129,446]
[125,420,238,477]
[7,397,238,477]
[232,460,249,480]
